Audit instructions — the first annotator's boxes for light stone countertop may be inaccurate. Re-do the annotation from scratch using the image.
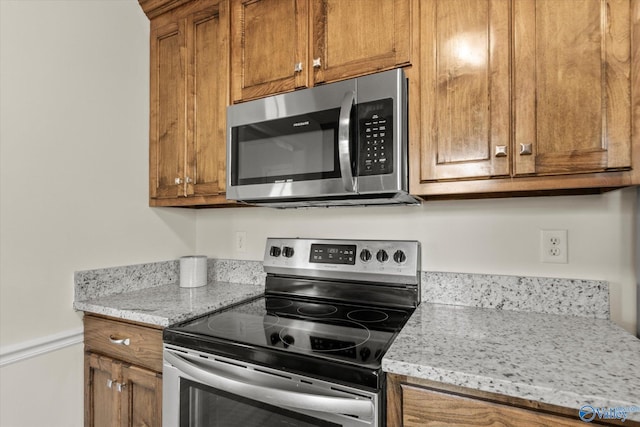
[74,281,263,327]
[382,303,640,422]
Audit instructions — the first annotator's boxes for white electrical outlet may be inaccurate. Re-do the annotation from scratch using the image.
[235,231,247,253]
[541,229,568,264]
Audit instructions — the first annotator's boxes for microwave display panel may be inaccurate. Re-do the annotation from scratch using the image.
[231,108,341,185]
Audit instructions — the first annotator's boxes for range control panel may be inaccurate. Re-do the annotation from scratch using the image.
[263,238,420,285]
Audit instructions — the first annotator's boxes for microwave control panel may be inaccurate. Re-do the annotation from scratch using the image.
[357,98,394,176]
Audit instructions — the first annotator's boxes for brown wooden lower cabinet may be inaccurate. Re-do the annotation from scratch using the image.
[84,315,163,427]
[386,373,639,427]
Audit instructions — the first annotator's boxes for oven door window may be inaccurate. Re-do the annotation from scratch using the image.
[231,108,342,186]
[180,378,340,427]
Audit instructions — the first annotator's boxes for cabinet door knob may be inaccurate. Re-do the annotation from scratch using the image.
[520,143,533,155]
[294,62,303,73]
[106,379,114,389]
[185,176,193,184]
[109,336,130,346]
[175,177,183,185]
[116,382,126,393]
[313,58,321,68]
[495,145,508,157]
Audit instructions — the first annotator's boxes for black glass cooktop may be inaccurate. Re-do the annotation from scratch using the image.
[164,295,414,389]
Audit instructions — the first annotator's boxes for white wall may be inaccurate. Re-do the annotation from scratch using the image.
[196,188,638,334]
[0,1,195,426]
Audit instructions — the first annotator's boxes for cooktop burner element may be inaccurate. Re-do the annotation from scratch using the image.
[278,318,371,352]
[297,303,338,316]
[205,311,280,334]
[347,309,389,323]
[265,299,293,310]
[164,238,421,390]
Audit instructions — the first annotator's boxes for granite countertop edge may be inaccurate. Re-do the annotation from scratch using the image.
[74,281,264,327]
[382,359,638,414]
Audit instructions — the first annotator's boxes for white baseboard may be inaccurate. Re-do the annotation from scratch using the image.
[0,328,84,367]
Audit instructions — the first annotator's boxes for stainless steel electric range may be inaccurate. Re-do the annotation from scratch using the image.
[163,238,420,427]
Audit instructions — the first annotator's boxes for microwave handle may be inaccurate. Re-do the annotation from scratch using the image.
[338,91,356,193]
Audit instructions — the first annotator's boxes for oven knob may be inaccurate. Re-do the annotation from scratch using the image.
[282,334,295,348]
[359,249,372,263]
[270,332,280,345]
[282,246,295,258]
[376,249,389,263]
[269,246,281,257]
[360,347,371,361]
[393,250,407,264]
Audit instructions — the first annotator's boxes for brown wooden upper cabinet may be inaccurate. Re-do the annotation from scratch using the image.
[138,0,637,206]
[417,0,511,182]
[411,0,638,198]
[230,0,413,103]
[142,0,233,207]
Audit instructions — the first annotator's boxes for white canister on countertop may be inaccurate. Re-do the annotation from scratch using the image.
[179,256,207,288]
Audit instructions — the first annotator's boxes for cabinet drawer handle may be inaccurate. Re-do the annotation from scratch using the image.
[109,336,130,346]
[106,380,126,392]
[495,145,507,157]
[520,143,533,155]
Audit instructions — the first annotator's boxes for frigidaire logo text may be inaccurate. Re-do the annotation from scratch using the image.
[293,121,310,127]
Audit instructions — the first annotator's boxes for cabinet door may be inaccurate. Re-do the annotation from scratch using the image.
[310,0,411,84]
[417,0,510,182]
[120,364,162,427]
[186,1,229,196]
[513,0,632,176]
[85,353,121,427]
[149,20,187,199]
[231,0,309,102]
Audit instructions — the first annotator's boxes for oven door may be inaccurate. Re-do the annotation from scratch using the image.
[163,346,379,427]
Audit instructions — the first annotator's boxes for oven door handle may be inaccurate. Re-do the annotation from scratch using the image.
[164,351,374,419]
[338,90,356,193]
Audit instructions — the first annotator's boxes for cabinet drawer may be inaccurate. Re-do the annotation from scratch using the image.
[84,315,163,372]
[401,385,586,427]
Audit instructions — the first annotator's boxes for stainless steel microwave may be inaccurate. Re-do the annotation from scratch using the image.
[226,69,420,208]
